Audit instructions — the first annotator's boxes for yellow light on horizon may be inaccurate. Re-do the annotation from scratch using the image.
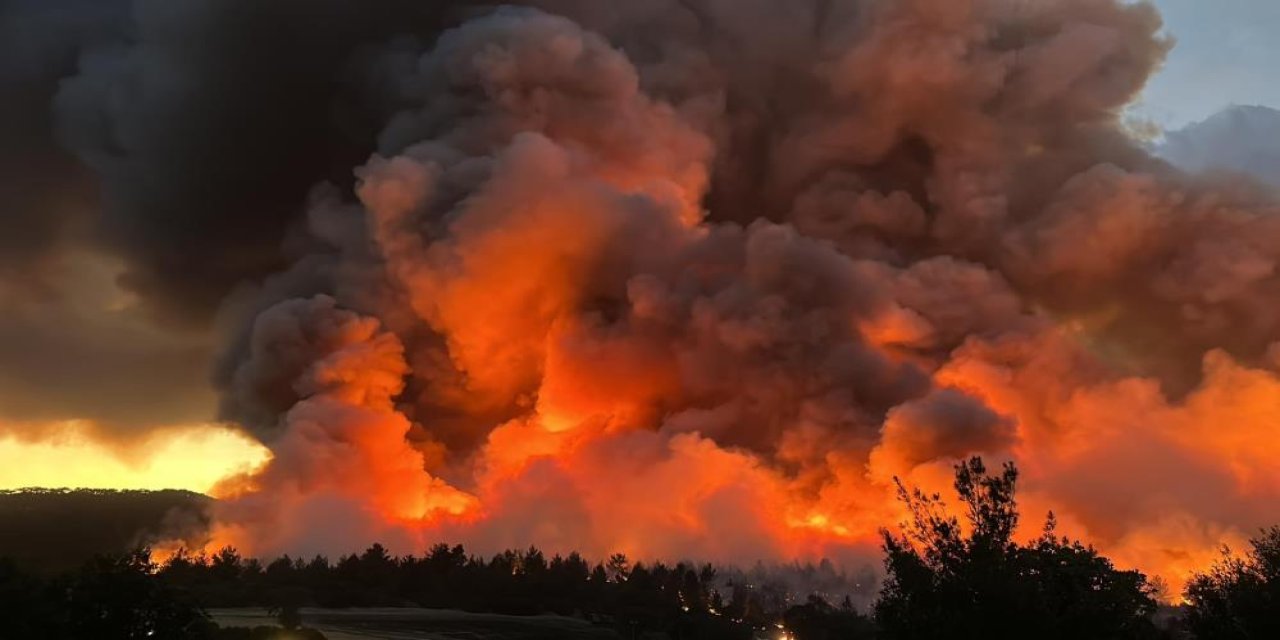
[0,422,270,494]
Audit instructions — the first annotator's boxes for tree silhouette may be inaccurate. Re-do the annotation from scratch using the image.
[1185,526,1280,639]
[607,553,631,582]
[0,557,62,638]
[875,457,1162,640]
[783,594,876,639]
[64,548,211,640]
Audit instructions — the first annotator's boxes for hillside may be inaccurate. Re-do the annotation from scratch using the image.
[0,488,210,573]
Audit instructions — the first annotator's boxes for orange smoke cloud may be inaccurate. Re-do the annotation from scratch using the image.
[205,1,1280,597]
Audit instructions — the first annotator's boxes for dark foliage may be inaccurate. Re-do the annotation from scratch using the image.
[0,543,783,639]
[160,544,772,638]
[0,557,62,638]
[63,549,211,639]
[1184,527,1280,639]
[784,594,877,640]
[0,548,334,639]
[874,457,1165,640]
[0,548,216,639]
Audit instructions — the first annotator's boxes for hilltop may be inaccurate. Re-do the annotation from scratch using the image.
[0,488,210,572]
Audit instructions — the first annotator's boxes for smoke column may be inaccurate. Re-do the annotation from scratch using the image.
[204,0,1280,594]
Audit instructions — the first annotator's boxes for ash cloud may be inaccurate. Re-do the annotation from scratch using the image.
[0,0,123,289]
[5,0,1280,594]
[0,0,475,436]
[205,3,1280,593]
[49,0,479,326]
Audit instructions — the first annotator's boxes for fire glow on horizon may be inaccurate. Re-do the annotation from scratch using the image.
[25,0,1280,600]
[191,0,1280,598]
[0,421,269,493]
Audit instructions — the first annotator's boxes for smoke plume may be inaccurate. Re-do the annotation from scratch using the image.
[0,0,471,436]
[11,0,1280,595]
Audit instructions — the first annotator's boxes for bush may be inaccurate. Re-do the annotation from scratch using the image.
[1184,527,1280,639]
[874,458,1163,640]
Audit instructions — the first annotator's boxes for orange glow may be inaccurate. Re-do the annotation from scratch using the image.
[193,297,1278,601]
[179,2,1280,604]
[195,183,1279,601]
[0,421,269,493]
[199,142,1280,601]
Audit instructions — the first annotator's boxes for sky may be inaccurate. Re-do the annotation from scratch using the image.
[0,0,1276,496]
[1138,0,1280,128]
[0,422,267,491]
[1,0,1279,591]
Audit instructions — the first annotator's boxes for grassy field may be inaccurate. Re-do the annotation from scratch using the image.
[209,608,624,640]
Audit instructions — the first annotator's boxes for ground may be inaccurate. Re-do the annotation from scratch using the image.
[208,608,624,640]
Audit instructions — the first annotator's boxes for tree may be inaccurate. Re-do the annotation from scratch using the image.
[211,546,244,582]
[0,558,63,638]
[875,457,1162,640]
[65,548,212,640]
[606,553,631,582]
[783,594,876,640]
[1184,526,1280,639]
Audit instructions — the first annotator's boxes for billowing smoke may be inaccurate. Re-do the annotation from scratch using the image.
[0,0,471,437]
[16,0,1280,594]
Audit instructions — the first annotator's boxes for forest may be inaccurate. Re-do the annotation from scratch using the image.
[1,459,1276,639]
[0,488,209,572]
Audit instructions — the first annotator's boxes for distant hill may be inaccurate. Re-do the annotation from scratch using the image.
[0,488,210,573]
[1159,104,1280,187]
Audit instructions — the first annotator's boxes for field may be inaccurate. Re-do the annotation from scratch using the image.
[209,608,624,640]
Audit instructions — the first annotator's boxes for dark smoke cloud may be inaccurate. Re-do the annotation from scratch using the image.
[6,0,1280,595]
[198,2,1280,595]
[2,0,499,324]
[0,253,215,438]
[0,0,483,435]
[870,388,1016,480]
[0,0,124,290]
[49,0,481,326]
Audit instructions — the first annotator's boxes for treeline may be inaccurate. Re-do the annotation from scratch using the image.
[169,543,766,638]
[2,459,1278,639]
[0,549,310,640]
[165,543,724,615]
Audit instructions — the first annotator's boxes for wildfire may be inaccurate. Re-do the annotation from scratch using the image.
[190,0,1280,600]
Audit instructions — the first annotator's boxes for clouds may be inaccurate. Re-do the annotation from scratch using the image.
[0,0,472,435]
[3,0,1280,594]
[0,0,124,287]
[1160,105,1280,187]
[1140,0,1280,128]
[48,0,465,326]
[211,294,474,556]
[186,4,1280,594]
[198,2,1276,588]
[0,251,214,439]
[869,389,1016,481]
